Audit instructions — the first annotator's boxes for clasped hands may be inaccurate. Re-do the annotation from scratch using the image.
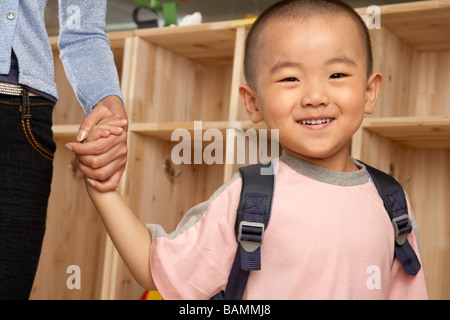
[65,95,128,192]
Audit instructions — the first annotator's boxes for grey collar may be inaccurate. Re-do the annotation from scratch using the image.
[279,152,369,186]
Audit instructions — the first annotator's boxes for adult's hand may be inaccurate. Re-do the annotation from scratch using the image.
[65,95,128,192]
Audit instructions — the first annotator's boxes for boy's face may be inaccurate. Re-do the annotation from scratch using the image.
[240,14,382,171]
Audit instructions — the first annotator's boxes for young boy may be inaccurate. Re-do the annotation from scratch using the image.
[68,0,428,299]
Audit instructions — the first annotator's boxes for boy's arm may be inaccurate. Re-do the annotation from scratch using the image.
[85,182,156,290]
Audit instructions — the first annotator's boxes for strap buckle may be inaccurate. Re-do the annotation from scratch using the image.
[237,221,264,253]
[392,214,411,245]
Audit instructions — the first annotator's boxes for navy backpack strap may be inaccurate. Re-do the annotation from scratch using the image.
[362,161,421,275]
[211,162,275,300]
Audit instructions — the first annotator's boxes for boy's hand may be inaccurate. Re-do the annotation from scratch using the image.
[65,95,128,192]
[84,114,127,142]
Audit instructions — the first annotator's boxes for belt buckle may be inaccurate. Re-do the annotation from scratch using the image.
[0,82,23,96]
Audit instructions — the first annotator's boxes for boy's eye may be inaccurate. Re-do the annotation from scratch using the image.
[329,73,347,79]
[281,77,299,82]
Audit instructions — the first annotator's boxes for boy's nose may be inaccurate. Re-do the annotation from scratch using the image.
[300,83,330,108]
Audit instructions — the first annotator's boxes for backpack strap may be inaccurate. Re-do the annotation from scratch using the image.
[362,161,421,275]
[210,162,275,300]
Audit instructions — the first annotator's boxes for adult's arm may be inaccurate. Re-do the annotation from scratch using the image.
[58,1,128,191]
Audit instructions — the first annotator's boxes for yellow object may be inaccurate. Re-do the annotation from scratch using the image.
[141,290,163,300]
[230,17,257,27]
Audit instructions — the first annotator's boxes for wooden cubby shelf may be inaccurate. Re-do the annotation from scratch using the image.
[31,1,450,300]
[133,20,239,65]
[362,116,450,149]
[130,121,266,141]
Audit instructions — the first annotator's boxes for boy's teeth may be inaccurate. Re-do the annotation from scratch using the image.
[299,118,333,125]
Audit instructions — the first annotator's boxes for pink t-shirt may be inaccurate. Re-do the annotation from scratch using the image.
[148,153,428,300]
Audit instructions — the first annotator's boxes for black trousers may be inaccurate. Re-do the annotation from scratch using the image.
[0,91,55,299]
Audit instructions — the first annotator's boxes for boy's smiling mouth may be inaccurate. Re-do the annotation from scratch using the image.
[297,118,335,126]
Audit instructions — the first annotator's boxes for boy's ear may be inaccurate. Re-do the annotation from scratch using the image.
[239,84,264,123]
[364,72,383,115]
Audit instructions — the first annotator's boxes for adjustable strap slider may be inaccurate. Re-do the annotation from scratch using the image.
[392,214,412,245]
[238,221,264,253]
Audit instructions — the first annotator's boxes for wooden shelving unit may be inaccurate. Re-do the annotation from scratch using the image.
[361,116,450,149]
[353,0,450,300]
[31,1,450,300]
[130,120,265,140]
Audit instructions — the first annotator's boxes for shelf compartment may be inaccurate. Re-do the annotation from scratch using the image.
[362,116,450,149]
[356,0,450,52]
[130,120,266,140]
[130,121,278,183]
[32,140,106,299]
[128,35,233,123]
[134,20,238,66]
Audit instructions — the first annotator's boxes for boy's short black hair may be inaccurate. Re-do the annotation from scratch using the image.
[244,0,373,88]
